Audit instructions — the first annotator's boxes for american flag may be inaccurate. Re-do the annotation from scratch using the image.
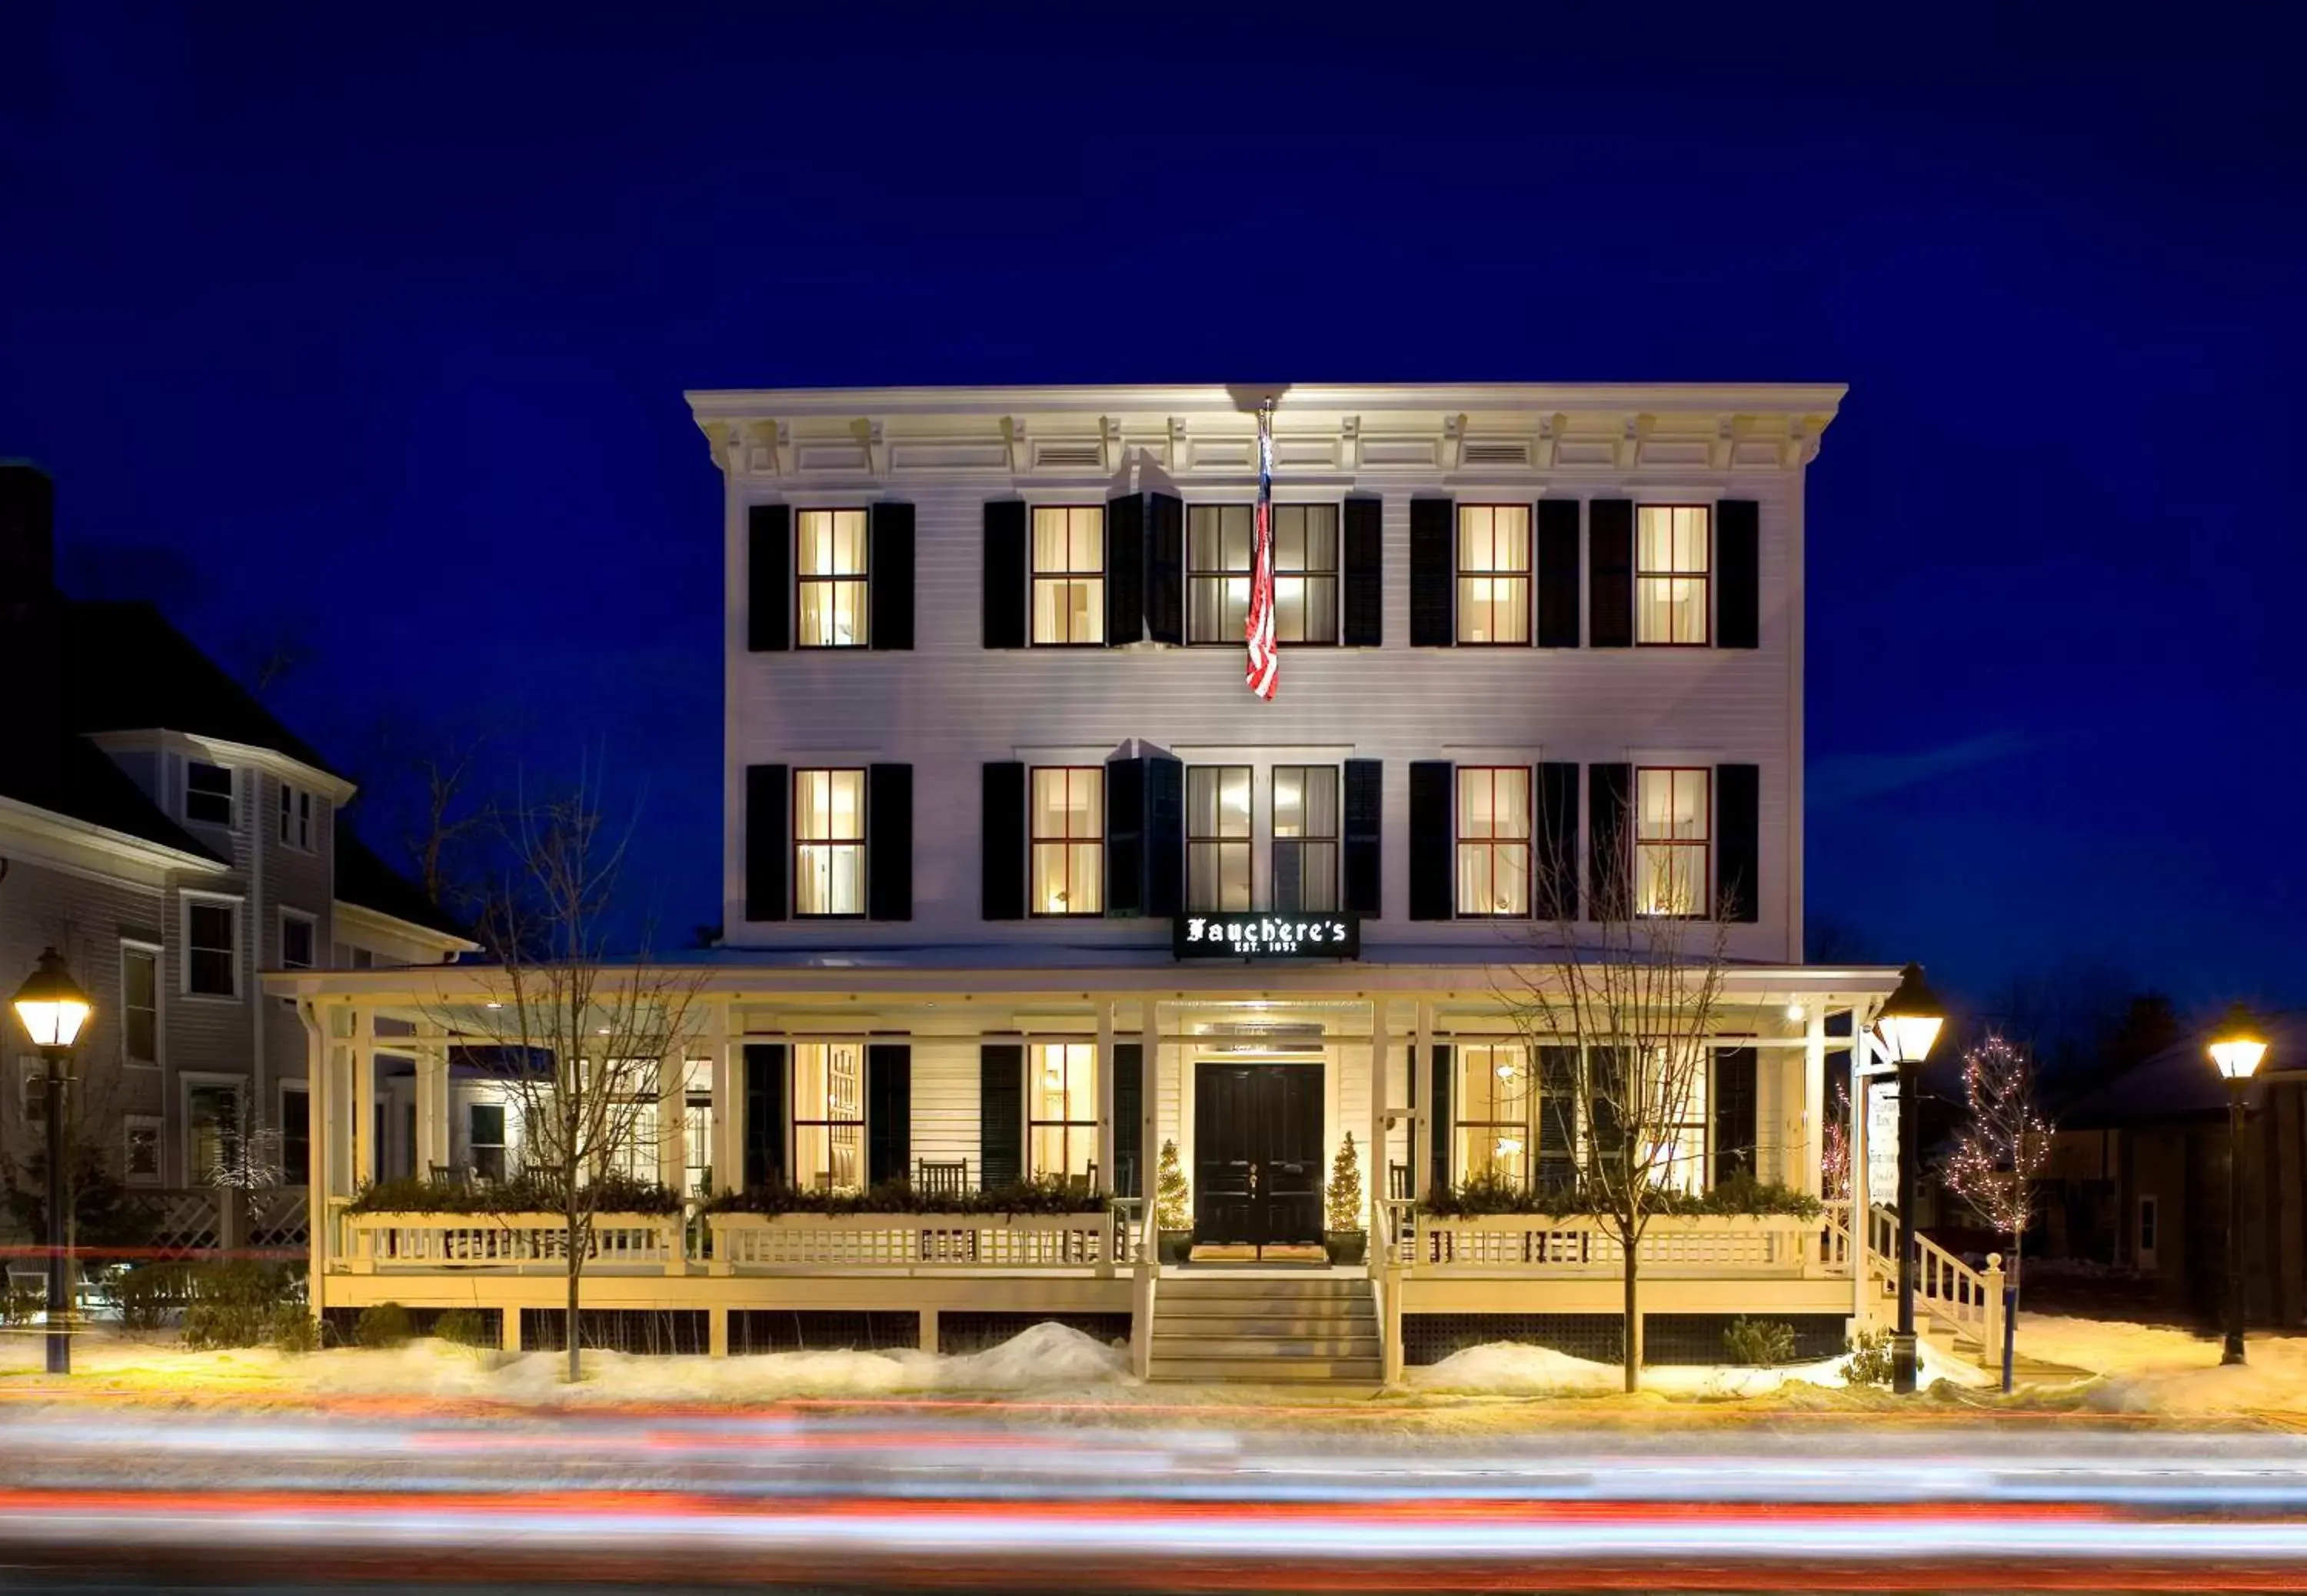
[1245,404,1278,700]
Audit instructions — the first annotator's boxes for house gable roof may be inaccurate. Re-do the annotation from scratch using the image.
[0,729,226,864]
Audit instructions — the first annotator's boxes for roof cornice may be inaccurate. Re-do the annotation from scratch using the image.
[0,793,234,876]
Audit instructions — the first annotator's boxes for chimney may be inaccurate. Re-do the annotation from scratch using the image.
[0,463,58,603]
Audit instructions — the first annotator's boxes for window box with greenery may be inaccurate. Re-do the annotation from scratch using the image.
[1324,1132,1367,1267]
[702,1175,1117,1271]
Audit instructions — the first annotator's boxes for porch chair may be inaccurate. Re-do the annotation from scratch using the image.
[914,1159,969,1199]
[1067,1161,1100,1198]
[1387,1162,1413,1200]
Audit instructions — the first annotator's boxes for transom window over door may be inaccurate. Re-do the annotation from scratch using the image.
[1271,765,1338,912]
[1454,1042,1530,1186]
[1031,506,1104,644]
[1028,1042,1097,1181]
[1187,505,1339,643]
[797,508,870,647]
[1456,766,1531,916]
[1635,767,1710,916]
[1187,766,1252,911]
[1030,766,1104,916]
[794,769,866,916]
[793,1042,864,1193]
[1636,504,1710,644]
[1456,505,1530,644]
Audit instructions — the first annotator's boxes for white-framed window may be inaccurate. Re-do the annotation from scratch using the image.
[1030,766,1104,916]
[181,893,242,998]
[793,768,866,916]
[1636,504,1710,646]
[185,760,234,826]
[1645,1043,1709,1193]
[121,940,161,1067]
[278,909,316,971]
[332,943,375,969]
[468,1100,508,1182]
[1456,504,1531,644]
[1028,1042,1097,1182]
[1272,765,1339,913]
[1455,766,1531,917]
[1186,765,1252,912]
[1030,505,1104,645]
[1453,1042,1530,1186]
[278,1083,311,1185]
[183,1076,242,1184]
[276,783,314,850]
[1187,504,1340,644]
[1635,767,1711,918]
[792,1042,864,1193]
[797,507,870,647]
[124,1116,163,1185]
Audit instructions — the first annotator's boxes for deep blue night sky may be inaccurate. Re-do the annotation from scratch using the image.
[3,3,2299,1016]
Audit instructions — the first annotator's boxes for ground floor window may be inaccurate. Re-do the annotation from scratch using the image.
[279,1086,310,1185]
[468,1101,508,1182]
[794,1042,864,1192]
[123,1116,162,1185]
[1453,1042,1530,1185]
[186,1082,241,1183]
[1029,1042,1097,1183]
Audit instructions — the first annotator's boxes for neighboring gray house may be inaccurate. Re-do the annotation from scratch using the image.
[0,463,470,1222]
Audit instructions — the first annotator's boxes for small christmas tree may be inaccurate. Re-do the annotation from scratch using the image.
[1154,1139,1191,1232]
[1326,1132,1363,1233]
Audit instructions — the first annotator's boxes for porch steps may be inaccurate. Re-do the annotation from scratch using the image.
[1149,1273,1381,1384]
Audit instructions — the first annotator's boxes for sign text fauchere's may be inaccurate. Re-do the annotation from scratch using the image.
[1173,912,1361,960]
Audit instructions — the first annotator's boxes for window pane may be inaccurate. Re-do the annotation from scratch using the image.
[1067,842,1103,915]
[187,763,232,824]
[1189,506,1221,572]
[1491,843,1530,915]
[1221,505,1251,570]
[1296,576,1337,642]
[1068,507,1104,572]
[1189,577,1227,643]
[1032,507,1073,572]
[796,770,863,842]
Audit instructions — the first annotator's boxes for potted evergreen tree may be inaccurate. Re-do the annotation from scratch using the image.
[1154,1139,1194,1265]
[1324,1132,1368,1266]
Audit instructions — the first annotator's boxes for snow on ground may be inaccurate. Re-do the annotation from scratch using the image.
[1408,1338,1991,1398]
[2018,1312,2307,1415]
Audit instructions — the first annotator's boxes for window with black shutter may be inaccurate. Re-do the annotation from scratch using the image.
[1342,758,1382,915]
[747,504,791,653]
[744,763,789,922]
[744,1043,787,1189]
[1536,499,1580,648]
[1536,761,1579,921]
[867,763,912,921]
[1112,1042,1144,1199]
[1712,1046,1758,1186]
[1146,750,1184,919]
[868,501,914,650]
[983,501,1027,649]
[1429,1044,1453,1197]
[1104,493,1144,647]
[867,1044,912,1187]
[979,1044,1024,1189]
[1588,499,1633,648]
[1341,496,1383,647]
[1716,499,1759,649]
[1408,497,1454,647]
[1407,761,1454,921]
[981,762,1027,920]
[1104,754,1145,918]
[1587,763,1631,919]
[1146,492,1183,645]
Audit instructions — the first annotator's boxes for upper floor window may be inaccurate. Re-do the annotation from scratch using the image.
[1031,506,1104,644]
[1636,505,1709,645]
[1186,765,1252,912]
[1274,504,1340,643]
[793,769,865,916]
[1030,766,1103,916]
[1456,506,1530,645]
[279,910,315,970]
[1188,504,1340,644]
[1635,767,1710,917]
[1028,1042,1097,1182]
[793,1042,864,1193]
[1272,765,1338,913]
[1187,505,1251,643]
[185,761,233,826]
[797,508,870,647]
[185,897,241,997]
[122,943,159,1066]
[277,783,314,850]
[1456,766,1530,917]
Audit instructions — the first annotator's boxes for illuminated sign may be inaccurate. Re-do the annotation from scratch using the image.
[1866,1079,1900,1210]
[1173,912,1361,960]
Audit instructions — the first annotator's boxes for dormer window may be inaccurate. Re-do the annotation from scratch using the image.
[277,783,314,850]
[185,761,233,826]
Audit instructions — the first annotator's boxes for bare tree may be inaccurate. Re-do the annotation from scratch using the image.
[461,764,704,1382]
[1498,829,1736,1392]
[1822,1079,1853,1205]
[1944,1032,2051,1392]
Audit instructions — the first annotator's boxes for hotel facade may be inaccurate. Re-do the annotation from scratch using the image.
[277,384,1998,1380]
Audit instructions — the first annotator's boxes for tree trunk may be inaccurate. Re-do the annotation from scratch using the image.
[2002,1229,2022,1394]
[1621,1215,1642,1393]
[565,1207,583,1385]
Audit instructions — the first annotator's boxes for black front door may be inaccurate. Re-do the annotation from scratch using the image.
[1193,1062,1323,1249]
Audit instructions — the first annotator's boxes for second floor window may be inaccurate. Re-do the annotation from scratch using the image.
[797,508,870,647]
[122,944,158,1065]
[1456,766,1530,917]
[1187,765,1252,911]
[185,761,233,826]
[793,1042,865,1193]
[186,899,239,997]
[280,913,315,970]
[1032,506,1104,644]
[1457,505,1530,644]
[1030,766,1103,915]
[1635,766,1710,916]
[278,784,313,849]
[1188,504,1340,643]
[794,769,866,916]
[1636,504,1710,644]
[1272,765,1338,913]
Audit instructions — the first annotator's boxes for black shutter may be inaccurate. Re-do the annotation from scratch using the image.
[1408,760,1454,921]
[979,1043,1024,1189]
[867,763,912,921]
[747,504,790,653]
[1409,497,1454,647]
[983,500,1027,649]
[1342,496,1383,647]
[743,1043,787,1189]
[1712,1046,1759,1187]
[1146,750,1184,919]
[744,764,788,922]
[867,1043,912,1187]
[980,761,1026,920]
[1536,499,1581,648]
[869,501,914,650]
[1589,1046,1627,1161]
[1716,763,1760,923]
[1343,758,1383,915]
[1536,761,1580,922]
[1589,498,1633,648]
[1105,491,1144,647]
[1537,1046,1580,1189]
[1429,1044,1453,1198]
[1716,499,1759,650]
[1112,1042,1144,1198]
[1145,492,1183,646]
[1588,762,1631,919]
[1104,753,1146,917]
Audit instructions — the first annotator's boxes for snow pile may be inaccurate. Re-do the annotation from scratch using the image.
[1406,1342,1620,1395]
[1408,1338,1991,1397]
[2017,1312,2307,1414]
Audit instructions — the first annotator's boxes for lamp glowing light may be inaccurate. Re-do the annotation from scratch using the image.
[2208,1003,2269,1082]
[12,948,92,1050]
[1872,963,1945,1067]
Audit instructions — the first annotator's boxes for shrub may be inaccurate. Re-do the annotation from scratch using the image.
[117,1262,191,1332]
[347,1172,684,1217]
[356,1301,414,1348]
[1723,1317,1798,1366]
[268,1308,321,1354]
[1325,1134,1363,1233]
[1845,1328,1895,1388]
[181,1261,302,1350]
[2,1277,44,1326]
[1423,1168,1823,1222]
[432,1308,491,1348]
[704,1174,1109,1219]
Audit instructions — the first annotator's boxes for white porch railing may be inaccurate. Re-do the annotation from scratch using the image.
[1864,1202,1996,1344]
[342,1211,681,1272]
[707,1211,1118,1272]
[1401,1210,1836,1277]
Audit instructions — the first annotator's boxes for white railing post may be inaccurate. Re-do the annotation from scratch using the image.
[1982,1252,2006,1375]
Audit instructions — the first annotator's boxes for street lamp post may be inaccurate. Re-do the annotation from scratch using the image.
[2207,1004,2269,1368]
[1873,963,1946,1396]
[11,948,94,1376]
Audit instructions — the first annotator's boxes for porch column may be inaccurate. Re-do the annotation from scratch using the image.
[1803,1007,1826,1194]
[1366,1027,1385,1231]
[1139,1009,1159,1204]
[1095,999,1116,1193]
[416,1050,450,1179]
[300,1002,329,1295]
[1410,1002,1434,1202]
[351,1006,377,1189]
[658,1051,687,1194]
[707,1002,737,1194]
[1849,1019,1870,1325]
